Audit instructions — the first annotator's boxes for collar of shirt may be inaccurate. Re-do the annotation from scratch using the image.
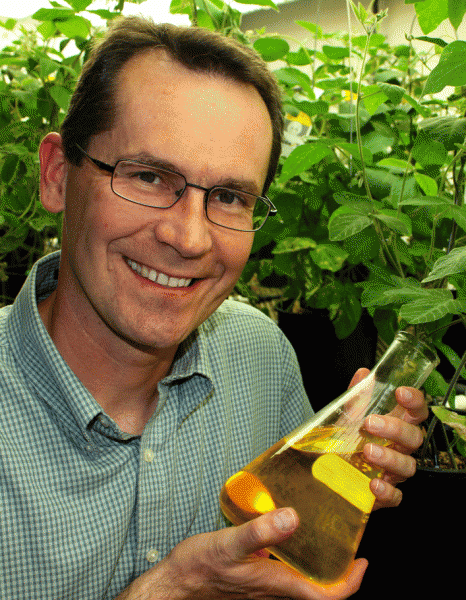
[4,251,214,446]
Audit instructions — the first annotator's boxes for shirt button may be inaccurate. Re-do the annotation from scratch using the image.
[143,448,155,463]
[146,548,159,563]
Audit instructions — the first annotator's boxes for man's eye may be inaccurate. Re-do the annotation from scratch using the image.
[217,190,242,205]
[133,170,160,185]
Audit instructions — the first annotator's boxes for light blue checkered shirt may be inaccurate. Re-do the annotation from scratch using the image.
[0,251,312,599]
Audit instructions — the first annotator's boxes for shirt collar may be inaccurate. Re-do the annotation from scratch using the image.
[6,251,214,439]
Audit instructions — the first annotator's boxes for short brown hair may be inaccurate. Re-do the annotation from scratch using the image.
[60,16,283,193]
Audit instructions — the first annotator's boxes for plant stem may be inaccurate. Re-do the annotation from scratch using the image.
[191,0,198,26]
[421,347,466,469]
[355,29,373,202]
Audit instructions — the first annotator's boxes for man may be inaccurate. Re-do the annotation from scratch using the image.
[0,17,427,599]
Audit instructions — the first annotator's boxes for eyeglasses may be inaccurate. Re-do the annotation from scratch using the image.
[75,145,277,232]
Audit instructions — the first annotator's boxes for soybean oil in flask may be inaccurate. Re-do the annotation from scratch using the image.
[220,331,439,584]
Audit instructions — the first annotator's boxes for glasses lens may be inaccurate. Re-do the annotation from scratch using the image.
[112,161,185,207]
[207,188,270,232]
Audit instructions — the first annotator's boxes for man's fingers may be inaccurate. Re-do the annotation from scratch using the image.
[347,368,369,389]
[226,508,299,561]
[365,414,424,453]
[393,386,429,424]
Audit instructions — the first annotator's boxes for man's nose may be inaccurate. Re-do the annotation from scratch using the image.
[153,187,213,257]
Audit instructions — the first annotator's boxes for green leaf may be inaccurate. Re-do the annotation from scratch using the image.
[399,194,451,207]
[376,82,405,105]
[435,341,466,379]
[375,210,412,236]
[196,10,215,30]
[296,21,323,37]
[0,18,17,30]
[65,0,93,10]
[432,406,466,442]
[343,227,380,263]
[278,144,332,183]
[37,21,57,39]
[412,130,447,166]
[274,67,313,95]
[295,99,329,118]
[270,191,303,224]
[422,246,466,282]
[234,0,278,10]
[49,85,72,111]
[377,158,413,172]
[360,268,407,307]
[413,173,438,196]
[402,94,430,117]
[415,0,449,34]
[362,84,388,115]
[418,116,466,151]
[272,237,317,253]
[86,9,119,20]
[328,206,372,241]
[413,35,448,48]
[448,0,466,29]
[322,46,350,60]
[310,244,348,272]
[1,154,19,183]
[448,205,466,230]
[399,295,461,323]
[170,0,192,14]
[39,57,59,80]
[333,286,362,339]
[253,38,289,62]
[424,369,449,399]
[336,142,373,165]
[424,41,466,95]
[383,286,448,303]
[32,7,75,21]
[55,15,91,38]
[285,47,312,66]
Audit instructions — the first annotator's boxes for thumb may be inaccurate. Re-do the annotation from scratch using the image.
[226,508,299,560]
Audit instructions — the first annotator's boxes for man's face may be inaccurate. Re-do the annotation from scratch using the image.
[58,51,273,351]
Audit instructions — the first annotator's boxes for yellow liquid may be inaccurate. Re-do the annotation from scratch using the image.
[219,426,386,584]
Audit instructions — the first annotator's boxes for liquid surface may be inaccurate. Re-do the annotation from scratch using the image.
[220,426,383,584]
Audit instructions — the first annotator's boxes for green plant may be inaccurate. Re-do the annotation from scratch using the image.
[4,0,466,463]
[172,0,466,463]
[0,0,146,305]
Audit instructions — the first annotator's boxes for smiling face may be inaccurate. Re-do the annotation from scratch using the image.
[51,51,273,352]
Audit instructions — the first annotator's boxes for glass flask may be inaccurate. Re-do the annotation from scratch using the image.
[219,331,439,585]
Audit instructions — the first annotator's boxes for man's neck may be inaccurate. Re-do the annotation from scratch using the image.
[38,290,178,435]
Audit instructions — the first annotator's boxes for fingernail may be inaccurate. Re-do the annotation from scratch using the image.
[369,443,383,460]
[368,415,385,431]
[400,388,413,403]
[373,479,386,495]
[273,509,296,532]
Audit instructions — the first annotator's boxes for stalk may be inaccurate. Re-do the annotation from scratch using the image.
[355,28,373,202]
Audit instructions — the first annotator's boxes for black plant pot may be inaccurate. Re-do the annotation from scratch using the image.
[277,308,378,411]
[354,466,466,598]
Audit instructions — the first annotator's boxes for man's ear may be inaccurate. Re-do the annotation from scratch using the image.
[39,132,68,214]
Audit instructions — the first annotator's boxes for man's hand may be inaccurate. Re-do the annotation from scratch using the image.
[349,368,428,510]
[116,508,368,600]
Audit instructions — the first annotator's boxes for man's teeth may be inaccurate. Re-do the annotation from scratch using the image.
[127,259,192,288]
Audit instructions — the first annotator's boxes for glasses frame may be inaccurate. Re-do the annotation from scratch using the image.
[75,144,277,232]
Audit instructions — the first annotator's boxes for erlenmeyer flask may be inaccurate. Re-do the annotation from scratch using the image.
[219,331,439,584]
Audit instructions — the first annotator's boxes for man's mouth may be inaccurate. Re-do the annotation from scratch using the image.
[126,258,193,288]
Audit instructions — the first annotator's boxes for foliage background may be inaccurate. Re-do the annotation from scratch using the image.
[3,0,466,451]
[2,0,466,344]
